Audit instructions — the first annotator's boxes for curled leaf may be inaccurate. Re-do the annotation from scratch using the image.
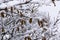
[42,19,47,23]
[0,12,4,17]
[2,27,5,32]
[38,20,43,27]
[11,7,13,13]
[16,27,19,32]
[21,20,26,25]
[42,28,47,32]
[17,10,19,13]
[20,12,24,17]
[5,7,8,12]
[12,28,14,33]
[42,37,46,40]
[52,0,56,6]
[25,36,31,40]
[29,18,32,23]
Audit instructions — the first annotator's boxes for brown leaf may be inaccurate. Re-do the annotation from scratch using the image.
[38,20,43,27]
[16,27,19,31]
[42,19,47,23]
[42,37,46,40]
[25,36,31,40]
[1,12,4,17]
[40,21,43,27]
[17,10,19,13]
[29,18,32,23]
[11,7,13,13]
[12,28,14,33]
[52,0,56,6]
[5,7,8,12]
[20,12,24,17]
[42,28,47,32]
[43,28,47,31]
[21,20,26,25]
[2,27,5,32]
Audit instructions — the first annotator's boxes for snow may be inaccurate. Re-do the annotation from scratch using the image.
[38,1,60,21]
[0,0,60,40]
[3,34,11,40]
[0,0,29,8]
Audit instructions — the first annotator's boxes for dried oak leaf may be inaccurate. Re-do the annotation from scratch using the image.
[20,12,24,17]
[11,7,13,13]
[0,12,4,17]
[21,20,26,25]
[29,18,32,23]
[2,27,5,32]
[25,36,31,40]
[52,0,56,6]
[38,20,43,27]
[5,7,8,12]
[42,37,46,40]
[16,27,19,32]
